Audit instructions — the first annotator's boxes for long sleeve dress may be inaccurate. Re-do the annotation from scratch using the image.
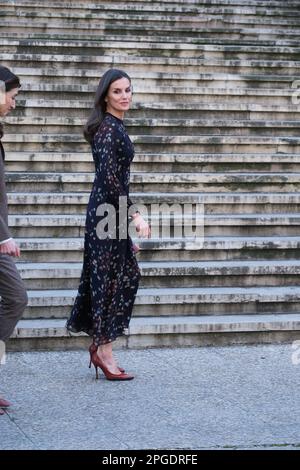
[66,112,141,345]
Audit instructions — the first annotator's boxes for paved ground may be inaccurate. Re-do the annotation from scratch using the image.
[1,343,300,450]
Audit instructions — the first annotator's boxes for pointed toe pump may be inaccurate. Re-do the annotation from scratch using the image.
[90,350,134,381]
[88,343,125,373]
[0,397,11,408]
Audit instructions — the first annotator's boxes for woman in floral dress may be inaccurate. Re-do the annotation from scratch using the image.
[66,69,150,381]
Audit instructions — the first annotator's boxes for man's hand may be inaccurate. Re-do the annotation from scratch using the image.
[0,239,21,257]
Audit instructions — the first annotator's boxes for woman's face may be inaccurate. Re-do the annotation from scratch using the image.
[0,87,19,117]
[105,77,132,116]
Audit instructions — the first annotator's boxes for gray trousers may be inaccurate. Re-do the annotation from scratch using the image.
[0,254,28,342]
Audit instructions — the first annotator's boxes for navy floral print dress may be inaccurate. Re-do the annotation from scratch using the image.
[66,112,141,345]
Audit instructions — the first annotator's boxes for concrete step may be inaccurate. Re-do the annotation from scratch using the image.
[16,260,300,289]
[8,312,300,350]
[2,53,300,75]
[10,214,86,238]
[2,39,300,61]
[1,0,298,18]
[20,286,300,319]
[3,18,300,40]
[10,1,296,15]
[1,0,299,15]
[5,152,300,173]
[203,213,300,236]
[5,152,94,172]
[6,171,300,193]
[9,100,300,121]
[1,8,300,32]
[123,172,300,193]
[11,68,300,89]
[13,236,300,262]
[1,5,299,20]
[8,192,300,216]
[2,0,300,11]
[7,88,299,108]
[9,213,300,238]
[11,100,299,114]
[21,84,297,97]
[6,117,300,135]
[3,133,300,154]
[2,30,300,47]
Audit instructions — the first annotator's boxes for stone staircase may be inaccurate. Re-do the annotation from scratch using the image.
[1,0,300,350]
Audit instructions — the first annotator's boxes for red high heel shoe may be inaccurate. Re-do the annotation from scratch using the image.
[88,344,125,373]
[0,397,10,415]
[90,351,134,381]
[0,397,11,408]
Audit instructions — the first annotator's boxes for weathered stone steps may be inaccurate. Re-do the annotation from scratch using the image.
[5,117,300,136]
[9,68,300,89]
[12,236,300,262]
[5,152,300,173]
[5,171,300,193]
[1,0,299,14]
[7,192,300,216]
[3,20,300,41]
[6,86,298,108]
[8,213,300,237]
[1,5,299,20]
[8,312,300,351]
[2,31,300,46]
[2,0,299,8]
[7,101,300,122]
[3,134,300,154]
[2,53,300,75]
[19,286,300,320]
[2,39,300,61]
[16,260,300,289]
[1,8,300,35]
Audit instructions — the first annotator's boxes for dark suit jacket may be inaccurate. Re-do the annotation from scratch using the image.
[0,140,11,242]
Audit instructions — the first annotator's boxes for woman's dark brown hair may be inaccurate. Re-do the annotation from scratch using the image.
[0,65,21,139]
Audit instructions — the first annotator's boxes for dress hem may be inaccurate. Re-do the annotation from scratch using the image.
[66,324,128,345]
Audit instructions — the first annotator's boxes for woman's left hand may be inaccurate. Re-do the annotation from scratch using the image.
[133,214,151,238]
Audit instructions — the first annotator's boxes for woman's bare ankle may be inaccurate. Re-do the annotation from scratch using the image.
[97,346,114,361]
